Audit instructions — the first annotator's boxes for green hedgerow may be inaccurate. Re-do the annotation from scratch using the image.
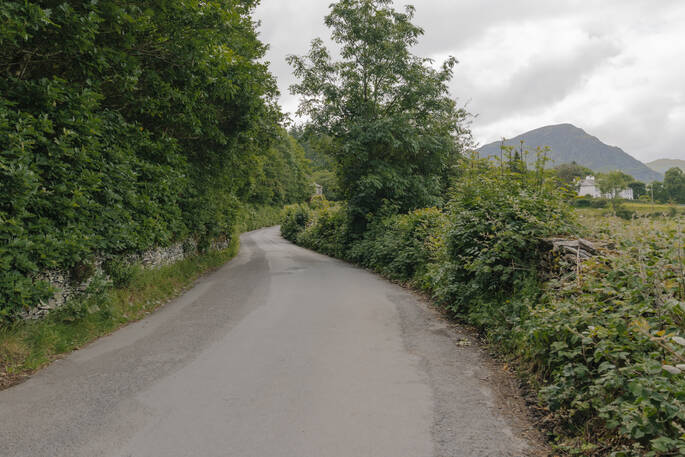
[432,154,575,314]
[280,204,313,242]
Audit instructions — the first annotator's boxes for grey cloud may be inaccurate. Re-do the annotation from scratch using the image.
[255,0,685,161]
[410,0,582,55]
[459,38,621,124]
[593,96,685,160]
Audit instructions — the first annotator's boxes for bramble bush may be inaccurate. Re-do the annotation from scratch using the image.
[521,215,685,456]
[430,155,575,316]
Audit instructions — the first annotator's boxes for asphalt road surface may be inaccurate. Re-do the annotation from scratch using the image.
[0,227,538,457]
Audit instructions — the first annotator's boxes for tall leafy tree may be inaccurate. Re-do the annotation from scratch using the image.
[627,181,646,200]
[597,170,634,198]
[288,0,470,230]
[649,181,667,202]
[553,162,594,185]
[663,167,685,203]
[290,127,343,200]
[249,129,313,206]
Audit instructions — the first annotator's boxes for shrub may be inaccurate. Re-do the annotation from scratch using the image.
[349,207,448,283]
[280,204,313,242]
[296,205,349,258]
[103,259,138,289]
[574,196,610,208]
[614,206,636,220]
[513,217,685,455]
[53,275,111,323]
[433,158,575,314]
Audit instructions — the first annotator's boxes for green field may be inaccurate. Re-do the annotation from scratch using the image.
[576,200,685,218]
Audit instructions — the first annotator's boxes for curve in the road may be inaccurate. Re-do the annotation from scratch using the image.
[0,227,539,457]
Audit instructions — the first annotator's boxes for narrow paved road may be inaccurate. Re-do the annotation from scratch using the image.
[0,227,538,457]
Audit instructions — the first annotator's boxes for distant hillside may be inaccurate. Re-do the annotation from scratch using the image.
[646,158,685,174]
[478,124,663,183]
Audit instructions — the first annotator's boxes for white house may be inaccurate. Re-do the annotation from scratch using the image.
[578,176,633,200]
[313,183,323,196]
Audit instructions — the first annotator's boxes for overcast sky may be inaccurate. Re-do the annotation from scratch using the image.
[255,0,685,162]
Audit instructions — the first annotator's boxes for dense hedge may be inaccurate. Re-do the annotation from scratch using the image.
[282,159,685,456]
[0,1,310,321]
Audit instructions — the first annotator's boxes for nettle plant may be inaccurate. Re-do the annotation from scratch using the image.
[524,216,685,455]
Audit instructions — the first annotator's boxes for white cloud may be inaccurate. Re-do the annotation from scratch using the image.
[255,0,685,161]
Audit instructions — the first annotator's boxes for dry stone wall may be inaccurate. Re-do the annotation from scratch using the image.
[23,237,231,319]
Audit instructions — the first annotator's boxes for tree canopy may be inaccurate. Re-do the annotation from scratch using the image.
[663,167,685,203]
[553,162,594,185]
[290,127,343,200]
[288,0,470,230]
[597,171,634,198]
[647,167,685,203]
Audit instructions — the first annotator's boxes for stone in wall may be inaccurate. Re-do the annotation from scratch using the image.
[124,240,197,268]
[540,237,615,279]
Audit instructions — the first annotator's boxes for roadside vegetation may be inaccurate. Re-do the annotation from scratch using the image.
[0,2,307,384]
[282,1,685,455]
[0,1,311,323]
[0,236,239,390]
[3,0,684,454]
[284,161,685,457]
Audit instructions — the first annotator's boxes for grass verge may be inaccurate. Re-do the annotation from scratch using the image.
[0,235,241,390]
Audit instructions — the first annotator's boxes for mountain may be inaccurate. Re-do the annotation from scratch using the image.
[646,158,685,174]
[478,124,663,183]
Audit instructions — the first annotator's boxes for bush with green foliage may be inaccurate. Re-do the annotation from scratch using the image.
[573,196,610,208]
[609,201,636,220]
[431,157,574,315]
[512,216,685,456]
[280,204,313,242]
[296,204,350,258]
[102,259,139,289]
[348,207,447,283]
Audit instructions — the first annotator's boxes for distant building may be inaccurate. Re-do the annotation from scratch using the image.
[578,176,633,200]
[313,183,323,196]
